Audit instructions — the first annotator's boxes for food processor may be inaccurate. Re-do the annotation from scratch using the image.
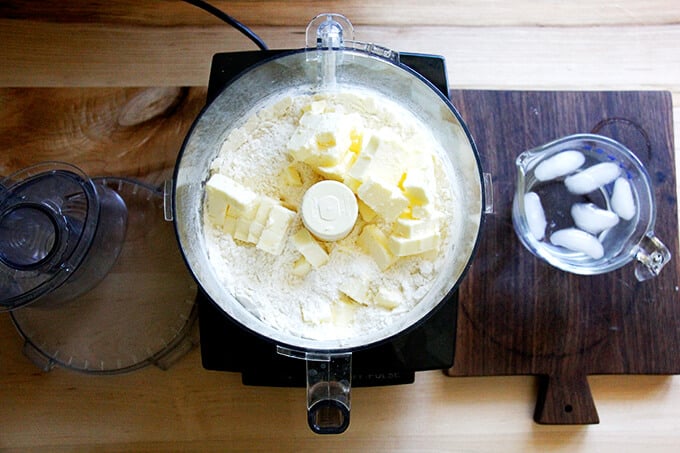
[172,14,486,433]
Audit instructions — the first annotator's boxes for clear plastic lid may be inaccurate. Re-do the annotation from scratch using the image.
[0,162,112,311]
[4,172,197,373]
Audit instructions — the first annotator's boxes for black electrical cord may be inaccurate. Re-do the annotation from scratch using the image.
[182,0,268,50]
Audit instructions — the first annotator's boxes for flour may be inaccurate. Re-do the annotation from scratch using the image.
[203,88,460,341]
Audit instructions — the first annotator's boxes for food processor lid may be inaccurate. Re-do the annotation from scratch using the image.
[0,162,100,311]
[9,176,197,374]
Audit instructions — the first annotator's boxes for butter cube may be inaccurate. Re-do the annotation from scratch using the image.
[247,221,265,243]
[357,200,377,223]
[292,256,312,277]
[374,288,401,310]
[349,130,363,154]
[281,165,303,186]
[255,197,276,224]
[245,197,276,243]
[206,174,258,217]
[291,228,329,268]
[287,111,353,168]
[345,132,408,192]
[332,300,357,325]
[316,150,357,181]
[222,214,238,236]
[233,217,253,243]
[357,225,396,271]
[339,277,371,305]
[206,191,229,226]
[256,205,296,255]
[357,178,409,223]
[344,134,378,192]
[401,163,435,207]
[388,231,440,257]
[393,217,436,238]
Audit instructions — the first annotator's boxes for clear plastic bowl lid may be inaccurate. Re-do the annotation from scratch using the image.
[10,177,197,374]
[0,162,101,311]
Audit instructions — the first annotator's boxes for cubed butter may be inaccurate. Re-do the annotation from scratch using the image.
[388,231,440,257]
[291,256,312,277]
[393,217,436,238]
[281,165,303,186]
[287,111,354,168]
[374,288,401,310]
[401,168,435,206]
[357,200,377,222]
[357,225,396,271]
[205,173,258,217]
[332,300,357,325]
[339,277,371,305]
[233,217,253,243]
[256,204,296,255]
[357,178,409,223]
[316,150,357,181]
[344,133,378,192]
[291,228,329,268]
[255,197,276,225]
[222,214,238,236]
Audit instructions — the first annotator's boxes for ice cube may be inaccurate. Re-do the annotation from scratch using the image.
[550,228,604,259]
[523,192,547,240]
[534,150,586,181]
[564,162,620,195]
[570,203,619,235]
[611,177,636,221]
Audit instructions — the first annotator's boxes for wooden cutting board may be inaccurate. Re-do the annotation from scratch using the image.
[445,90,680,425]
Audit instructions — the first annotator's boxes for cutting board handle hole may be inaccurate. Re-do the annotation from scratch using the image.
[564,404,574,413]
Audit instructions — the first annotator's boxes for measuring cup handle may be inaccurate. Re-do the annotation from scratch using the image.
[634,233,671,281]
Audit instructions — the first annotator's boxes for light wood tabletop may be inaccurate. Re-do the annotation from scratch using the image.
[1,1,679,451]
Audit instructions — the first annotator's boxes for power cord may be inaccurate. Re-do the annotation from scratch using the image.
[182,0,268,50]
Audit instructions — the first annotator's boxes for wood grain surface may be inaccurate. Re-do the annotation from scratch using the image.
[446,90,680,425]
[1,1,680,451]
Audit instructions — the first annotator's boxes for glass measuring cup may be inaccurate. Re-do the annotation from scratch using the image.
[512,133,670,281]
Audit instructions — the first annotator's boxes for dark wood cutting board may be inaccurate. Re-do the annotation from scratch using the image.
[445,90,680,425]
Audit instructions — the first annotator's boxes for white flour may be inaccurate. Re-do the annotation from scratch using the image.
[204,89,460,341]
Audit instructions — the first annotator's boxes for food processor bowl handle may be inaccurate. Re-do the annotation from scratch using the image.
[277,346,352,434]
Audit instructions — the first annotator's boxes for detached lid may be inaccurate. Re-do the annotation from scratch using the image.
[9,176,197,374]
[0,162,103,311]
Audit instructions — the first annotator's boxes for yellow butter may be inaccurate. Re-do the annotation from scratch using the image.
[316,150,357,181]
[287,111,354,168]
[393,217,435,238]
[233,217,253,243]
[205,173,258,217]
[388,231,440,257]
[357,178,409,223]
[357,225,396,271]
[281,165,303,187]
[357,200,377,223]
[374,287,401,310]
[339,277,371,305]
[291,228,329,268]
[332,299,357,325]
[291,256,312,277]
[222,214,238,236]
[256,204,296,255]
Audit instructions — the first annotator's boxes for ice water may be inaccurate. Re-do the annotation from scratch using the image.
[521,152,639,264]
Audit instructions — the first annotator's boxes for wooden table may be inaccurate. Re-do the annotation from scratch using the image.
[1,1,679,450]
